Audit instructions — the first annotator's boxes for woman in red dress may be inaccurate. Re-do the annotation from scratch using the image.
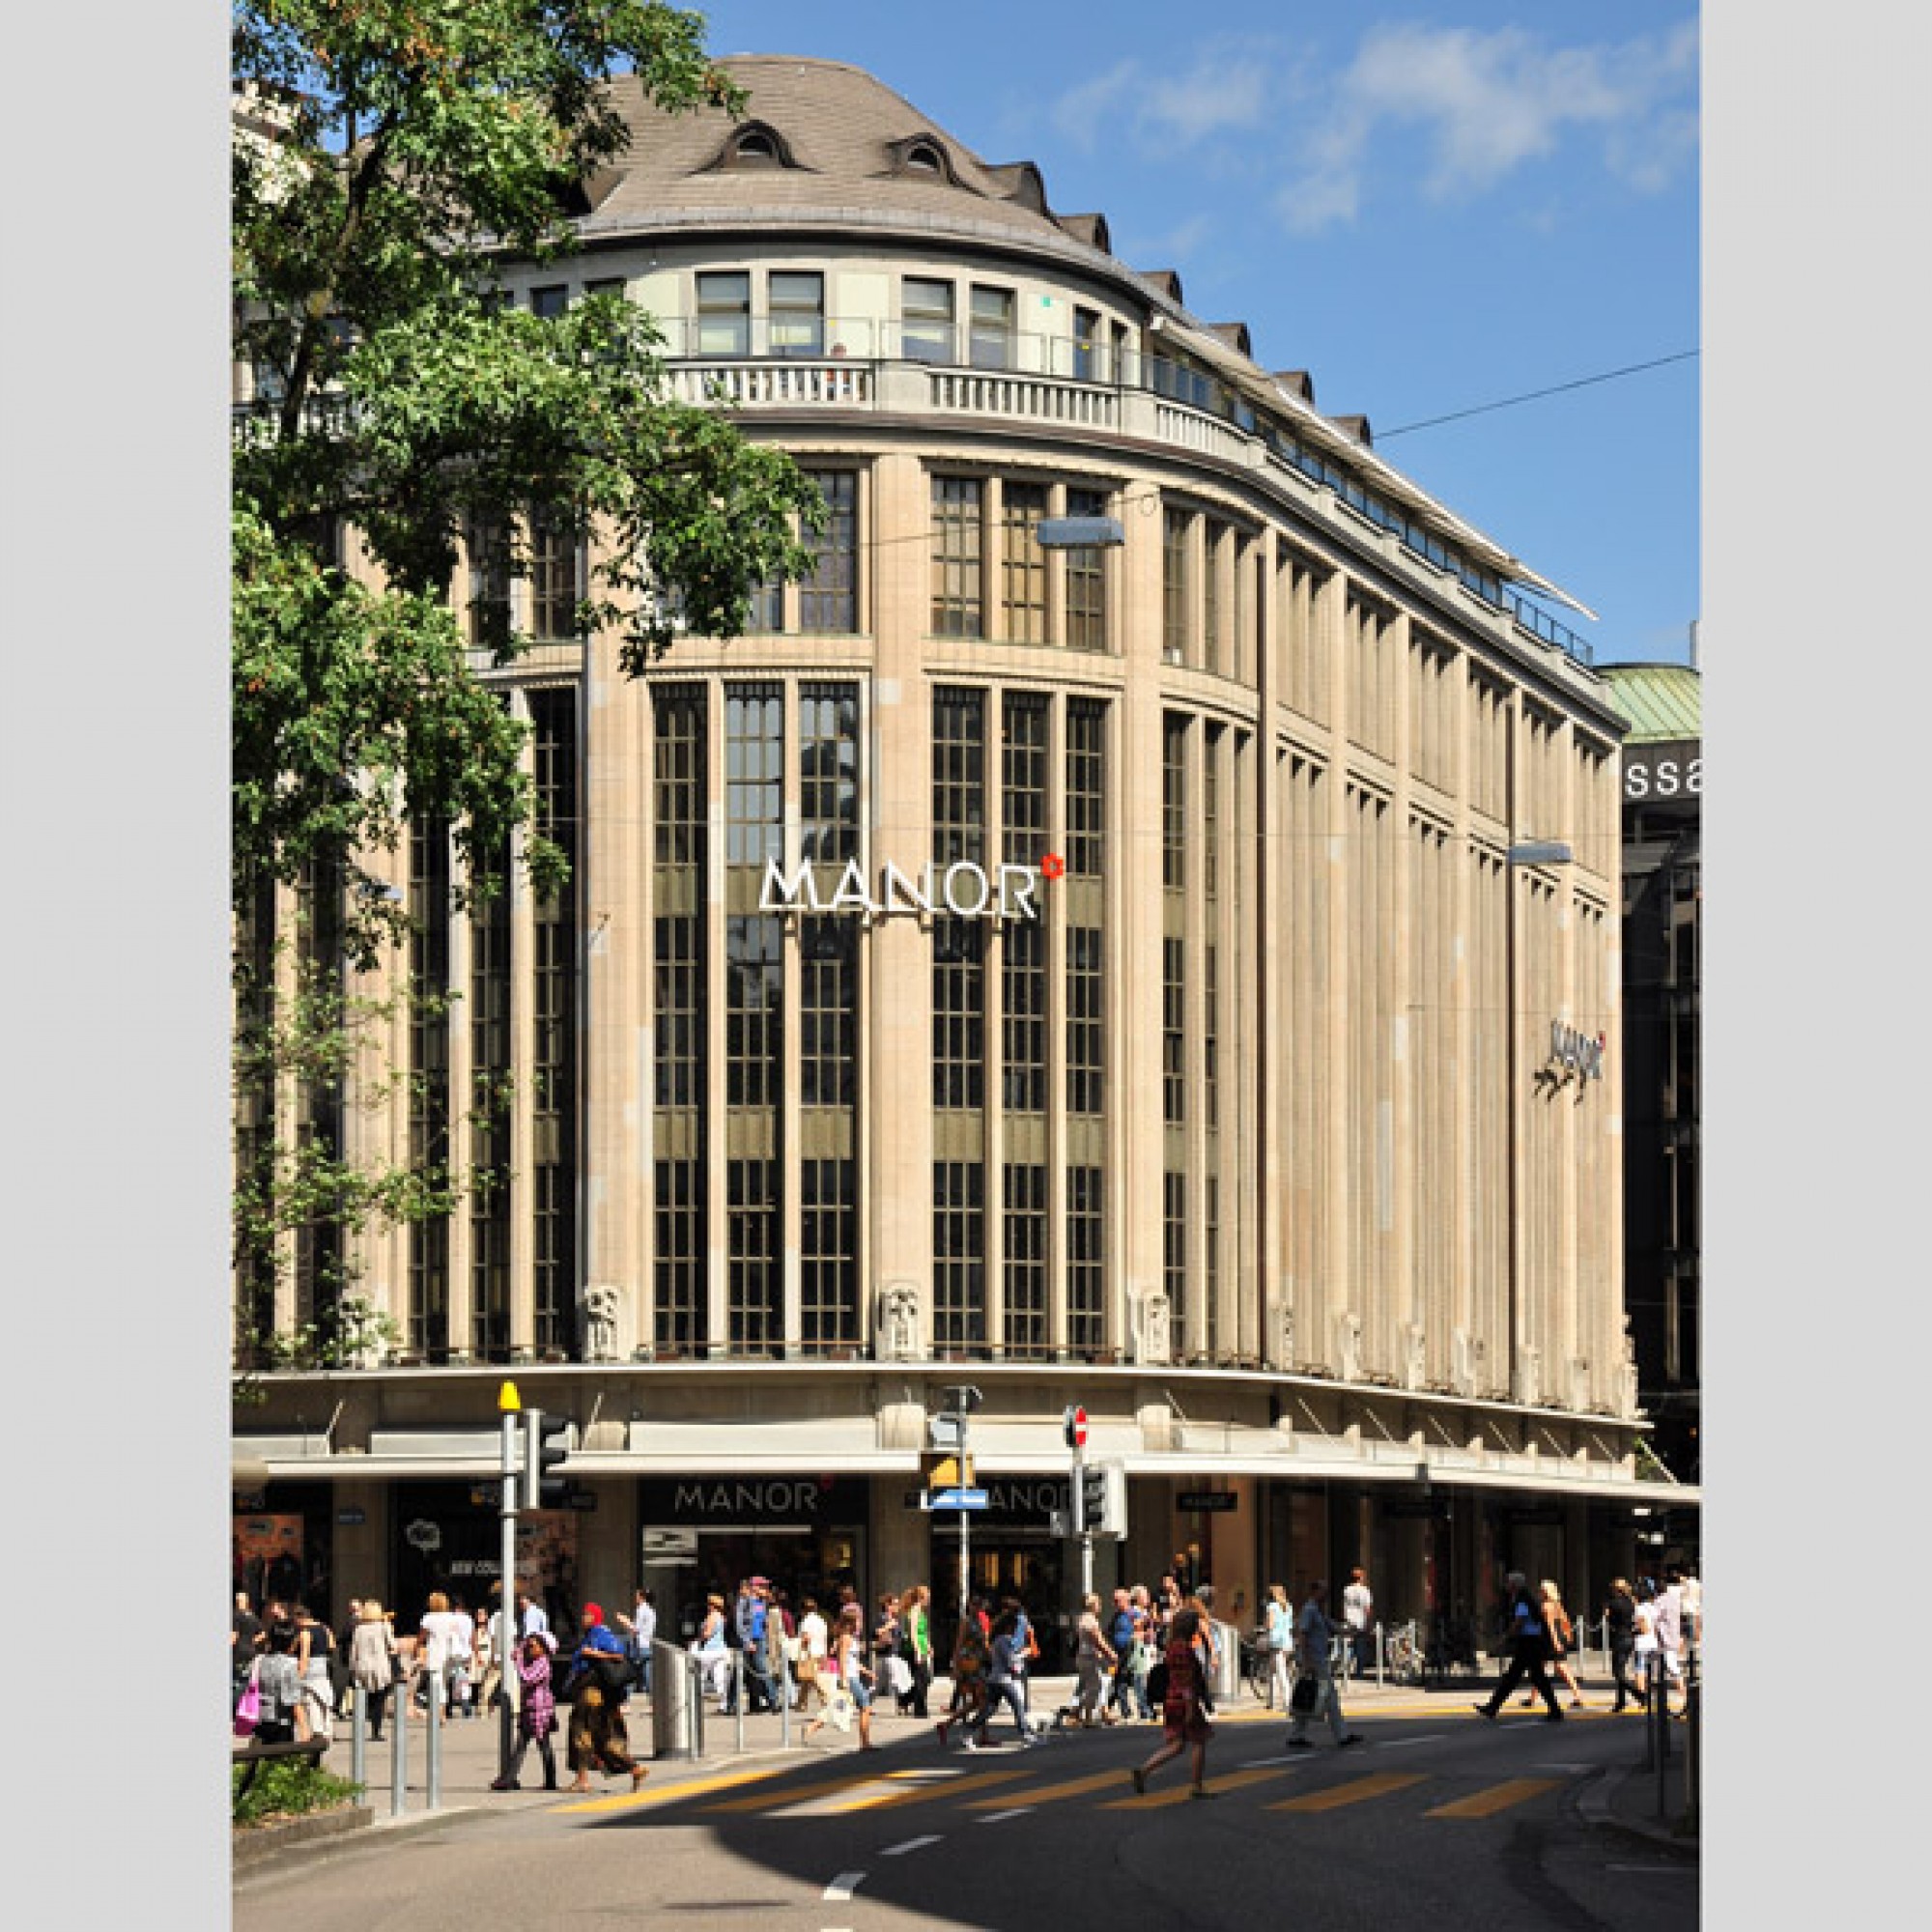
[1130,1605,1216,1799]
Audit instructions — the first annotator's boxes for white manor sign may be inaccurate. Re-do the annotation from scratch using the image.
[759,856,1048,923]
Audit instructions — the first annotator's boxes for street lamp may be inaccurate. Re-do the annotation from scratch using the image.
[1503,839,1573,1404]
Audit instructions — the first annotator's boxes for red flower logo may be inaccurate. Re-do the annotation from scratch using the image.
[1039,852,1066,880]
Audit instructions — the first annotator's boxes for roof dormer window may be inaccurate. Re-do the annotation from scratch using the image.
[904,138,945,174]
[709,121,802,173]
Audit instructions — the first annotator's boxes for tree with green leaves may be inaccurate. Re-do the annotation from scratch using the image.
[232,2,819,1366]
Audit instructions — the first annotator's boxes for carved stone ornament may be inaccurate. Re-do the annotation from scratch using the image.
[1403,1322,1428,1391]
[1335,1311,1363,1384]
[1135,1290,1173,1367]
[875,1280,923,1363]
[1452,1327,1487,1399]
[1272,1298,1295,1371]
[581,1282,633,1364]
[1568,1356,1592,1412]
[1515,1345,1542,1408]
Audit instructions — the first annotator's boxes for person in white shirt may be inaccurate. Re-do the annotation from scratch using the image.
[417,1590,473,1713]
[795,1597,836,1740]
[1264,1582,1295,1711]
[1651,1569,1687,1715]
[1341,1568,1375,1679]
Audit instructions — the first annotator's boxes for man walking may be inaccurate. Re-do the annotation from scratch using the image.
[1105,1587,1140,1722]
[1652,1566,1686,1716]
[732,1577,779,1715]
[1473,1572,1565,1722]
[1286,1580,1364,1750]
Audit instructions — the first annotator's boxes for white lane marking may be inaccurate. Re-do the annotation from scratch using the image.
[823,1872,867,1901]
[1239,1755,1300,1767]
[882,1834,943,1857]
[1376,1733,1451,1748]
[976,1806,1036,1824]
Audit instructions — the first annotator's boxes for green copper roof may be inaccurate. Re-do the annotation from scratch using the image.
[1602,663,1701,743]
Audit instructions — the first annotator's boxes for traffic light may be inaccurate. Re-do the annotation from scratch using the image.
[523,1409,571,1510]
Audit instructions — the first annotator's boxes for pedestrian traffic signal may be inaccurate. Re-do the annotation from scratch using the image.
[523,1409,571,1510]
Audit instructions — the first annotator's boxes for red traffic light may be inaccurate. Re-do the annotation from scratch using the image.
[1064,1405,1088,1450]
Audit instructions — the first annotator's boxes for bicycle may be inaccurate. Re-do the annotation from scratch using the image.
[1380,1620,1424,1686]
[1238,1626,1273,1703]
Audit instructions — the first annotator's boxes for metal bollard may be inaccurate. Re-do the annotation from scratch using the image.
[351,1681,366,1792]
[390,1675,409,1819]
[426,1669,443,1812]
[733,1651,746,1754]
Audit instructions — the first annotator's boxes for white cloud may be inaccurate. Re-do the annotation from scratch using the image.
[1051,59,1142,156]
[1275,17,1699,233]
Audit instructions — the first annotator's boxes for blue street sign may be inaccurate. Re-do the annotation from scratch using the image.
[927,1487,989,1511]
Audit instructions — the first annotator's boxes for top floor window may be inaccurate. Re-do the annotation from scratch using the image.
[696,271,751,356]
[1072,306,1102,382]
[969,285,1014,370]
[770,272,825,357]
[903,277,954,363]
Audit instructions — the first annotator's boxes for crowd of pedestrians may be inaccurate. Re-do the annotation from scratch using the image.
[234,1555,1702,1804]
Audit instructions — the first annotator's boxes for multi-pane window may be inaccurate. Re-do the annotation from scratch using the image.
[1002,690,1048,1112]
[1072,306,1101,381]
[652,683,707,1356]
[528,503,580,640]
[726,916,783,1109]
[530,283,568,319]
[1000,483,1048,641]
[1003,1164,1048,1356]
[1164,1170,1188,1360]
[800,471,859,633]
[1066,1167,1105,1354]
[1161,714,1187,892]
[696,270,751,355]
[1162,937,1186,1126]
[800,681,860,866]
[969,284,1014,369]
[1204,725,1221,1131]
[1064,487,1109,651]
[465,511,511,649]
[932,1161,986,1349]
[931,476,984,637]
[1065,697,1106,879]
[654,1158,706,1353]
[902,276,955,362]
[800,1158,858,1351]
[933,919,984,1111]
[933,687,987,1111]
[1066,925,1104,1118]
[407,818,451,1359]
[1204,520,1227,673]
[530,690,578,1356]
[469,834,513,1360]
[1162,507,1190,663]
[727,1157,780,1353]
[800,917,857,1108]
[725,684,783,868]
[770,270,825,356]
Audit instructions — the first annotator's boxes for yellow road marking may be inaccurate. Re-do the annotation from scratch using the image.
[847,1769,1030,1813]
[702,1767,896,1813]
[1268,1772,1427,1812]
[966,1768,1136,1809]
[1426,1777,1563,1819]
[1099,1765,1291,1810]
[551,1763,789,1814]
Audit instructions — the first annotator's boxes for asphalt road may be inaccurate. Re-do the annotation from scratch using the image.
[235,1696,1696,1932]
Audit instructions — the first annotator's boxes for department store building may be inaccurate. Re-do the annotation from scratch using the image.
[233,56,1696,1657]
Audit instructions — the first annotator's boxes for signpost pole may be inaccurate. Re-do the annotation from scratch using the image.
[497,1386,522,1785]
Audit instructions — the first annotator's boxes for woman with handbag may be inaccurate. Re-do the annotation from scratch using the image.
[1264,1582,1295,1711]
[292,1603,336,1744]
[1130,1605,1215,1799]
[348,1600,400,1742]
[563,1604,648,1794]
[903,1585,933,1719]
[251,1620,309,1746]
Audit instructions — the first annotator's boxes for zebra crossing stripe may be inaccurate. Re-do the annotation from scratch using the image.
[704,1769,895,1813]
[1268,1772,1428,1812]
[1098,1765,1291,1810]
[836,1769,1030,1813]
[963,1769,1127,1809]
[1425,1776,1563,1818]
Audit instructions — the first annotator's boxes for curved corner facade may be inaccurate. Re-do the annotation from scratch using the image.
[235,56,1691,1655]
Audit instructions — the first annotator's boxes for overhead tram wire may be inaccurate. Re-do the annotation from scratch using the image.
[1374,351,1699,442]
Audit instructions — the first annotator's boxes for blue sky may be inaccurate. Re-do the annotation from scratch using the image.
[698,1,1701,668]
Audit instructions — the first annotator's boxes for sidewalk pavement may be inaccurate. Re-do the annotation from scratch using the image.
[249,1663,1695,1860]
